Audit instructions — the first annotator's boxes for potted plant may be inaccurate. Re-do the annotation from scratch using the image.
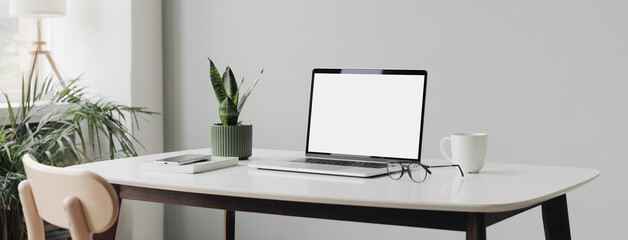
[0,63,155,239]
[208,58,262,160]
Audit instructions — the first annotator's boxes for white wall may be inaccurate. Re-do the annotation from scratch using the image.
[163,0,627,239]
[53,0,131,104]
[53,0,164,239]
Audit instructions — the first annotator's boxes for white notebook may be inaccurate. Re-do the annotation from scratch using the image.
[141,156,238,174]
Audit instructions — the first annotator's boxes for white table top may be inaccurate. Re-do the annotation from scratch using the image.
[69,148,599,213]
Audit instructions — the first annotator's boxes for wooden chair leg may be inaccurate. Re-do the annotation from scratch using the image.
[18,181,45,240]
[64,196,92,240]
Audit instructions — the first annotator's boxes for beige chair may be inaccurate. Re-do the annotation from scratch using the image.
[18,154,119,240]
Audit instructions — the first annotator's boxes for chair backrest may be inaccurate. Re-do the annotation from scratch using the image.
[20,154,119,233]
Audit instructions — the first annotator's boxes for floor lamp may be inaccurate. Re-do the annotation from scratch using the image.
[9,0,66,86]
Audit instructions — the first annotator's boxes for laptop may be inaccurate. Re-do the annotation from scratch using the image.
[249,68,427,177]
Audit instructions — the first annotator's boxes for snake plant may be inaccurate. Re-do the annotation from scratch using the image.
[208,58,263,126]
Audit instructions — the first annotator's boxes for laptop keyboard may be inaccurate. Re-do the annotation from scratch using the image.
[304,158,386,169]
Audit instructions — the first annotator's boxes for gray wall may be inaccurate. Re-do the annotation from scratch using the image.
[163,1,627,239]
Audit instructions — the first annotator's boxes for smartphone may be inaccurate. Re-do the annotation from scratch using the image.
[154,154,211,166]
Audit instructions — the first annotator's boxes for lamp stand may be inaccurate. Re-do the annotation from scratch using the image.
[31,19,65,87]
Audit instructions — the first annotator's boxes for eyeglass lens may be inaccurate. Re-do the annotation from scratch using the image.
[407,163,428,182]
[387,162,403,180]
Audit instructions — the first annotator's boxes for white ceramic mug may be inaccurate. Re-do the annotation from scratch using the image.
[440,133,487,173]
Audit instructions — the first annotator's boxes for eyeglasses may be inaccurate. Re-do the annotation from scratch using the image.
[386,161,464,183]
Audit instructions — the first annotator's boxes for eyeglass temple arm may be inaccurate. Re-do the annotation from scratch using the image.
[427,164,465,177]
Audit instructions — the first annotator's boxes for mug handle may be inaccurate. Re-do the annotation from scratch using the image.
[440,137,453,162]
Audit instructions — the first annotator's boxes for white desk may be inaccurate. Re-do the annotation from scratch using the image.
[70,148,599,240]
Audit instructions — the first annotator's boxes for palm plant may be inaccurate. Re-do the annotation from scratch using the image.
[0,63,155,239]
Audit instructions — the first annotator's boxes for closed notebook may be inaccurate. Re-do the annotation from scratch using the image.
[141,156,238,174]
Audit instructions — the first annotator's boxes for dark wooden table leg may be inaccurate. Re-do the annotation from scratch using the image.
[94,184,122,240]
[224,210,235,240]
[542,194,571,240]
[466,213,486,240]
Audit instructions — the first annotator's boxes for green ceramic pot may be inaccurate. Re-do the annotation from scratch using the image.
[210,124,252,160]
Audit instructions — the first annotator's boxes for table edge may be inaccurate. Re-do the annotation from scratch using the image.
[105,169,599,213]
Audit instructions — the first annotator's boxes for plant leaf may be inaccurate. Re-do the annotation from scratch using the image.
[233,77,244,109]
[237,69,264,113]
[223,67,238,106]
[208,58,228,104]
[219,96,239,126]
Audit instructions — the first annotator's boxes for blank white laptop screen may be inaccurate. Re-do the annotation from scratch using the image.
[307,71,426,160]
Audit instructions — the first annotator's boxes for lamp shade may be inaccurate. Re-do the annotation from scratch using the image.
[9,0,66,18]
